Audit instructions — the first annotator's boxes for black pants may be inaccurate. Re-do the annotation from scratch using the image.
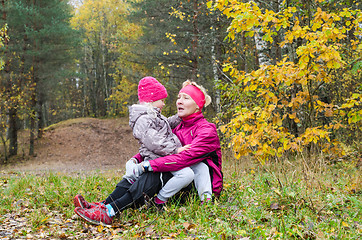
[105,172,173,214]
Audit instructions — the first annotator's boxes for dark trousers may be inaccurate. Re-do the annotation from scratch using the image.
[105,172,173,214]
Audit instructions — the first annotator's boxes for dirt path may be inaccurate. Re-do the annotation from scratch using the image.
[0,118,139,173]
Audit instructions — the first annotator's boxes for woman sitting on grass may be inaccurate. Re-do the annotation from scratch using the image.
[73,80,223,226]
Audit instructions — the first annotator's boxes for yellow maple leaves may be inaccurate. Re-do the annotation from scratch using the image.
[212,1,361,163]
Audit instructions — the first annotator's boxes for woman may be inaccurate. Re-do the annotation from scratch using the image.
[73,80,223,226]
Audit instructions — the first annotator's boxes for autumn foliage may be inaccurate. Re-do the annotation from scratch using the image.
[210,0,362,163]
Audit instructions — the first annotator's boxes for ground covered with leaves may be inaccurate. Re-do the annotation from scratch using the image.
[1,159,361,239]
[0,118,361,239]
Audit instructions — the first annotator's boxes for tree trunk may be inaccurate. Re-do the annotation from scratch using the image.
[29,0,37,156]
[29,87,37,156]
[101,30,109,115]
[210,18,221,114]
[254,31,269,66]
[42,101,49,128]
[82,45,88,117]
[29,79,37,156]
[8,108,18,156]
[37,92,44,139]
[272,0,282,64]
[2,0,18,157]
[29,109,36,156]
[0,132,7,162]
[241,35,248,72]
[191,0,199,80]
[29,45,39,156]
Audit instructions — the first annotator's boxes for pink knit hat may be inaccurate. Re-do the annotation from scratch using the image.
[138,77,168,103]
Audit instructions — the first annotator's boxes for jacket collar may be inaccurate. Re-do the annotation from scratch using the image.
[181,112,204,127]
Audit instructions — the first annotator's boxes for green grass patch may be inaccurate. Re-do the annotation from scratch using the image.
[0,158,361,239]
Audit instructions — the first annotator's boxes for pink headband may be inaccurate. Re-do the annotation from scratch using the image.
[179,85,206,109]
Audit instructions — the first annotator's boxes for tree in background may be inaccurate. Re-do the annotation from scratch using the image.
[1,0,360,163]
[0,22,9,160]
[70,0,140,118]
[0,23,6,68]
[0,0,79,157]
[70,0,230,118]
[212,0,361,163]
[127,0,229,116]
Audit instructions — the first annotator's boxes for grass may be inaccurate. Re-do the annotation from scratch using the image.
[0,156,361,239]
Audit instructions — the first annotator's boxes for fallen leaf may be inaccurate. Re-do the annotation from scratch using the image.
[270,203,280,210]
[183,222,195,230]
[169,232,178,238]
[145,225,154,235]
[342,221,349,228]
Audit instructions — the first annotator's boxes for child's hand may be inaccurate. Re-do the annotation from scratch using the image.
[123,158,140,184]
[177,144,191,153]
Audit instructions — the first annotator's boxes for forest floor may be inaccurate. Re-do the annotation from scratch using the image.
[0,117,139,174]
[0,118,361,239]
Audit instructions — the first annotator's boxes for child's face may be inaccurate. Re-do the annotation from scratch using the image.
[152,98,166,111]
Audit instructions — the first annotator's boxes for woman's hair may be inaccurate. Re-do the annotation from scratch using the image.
[182,80,212,107]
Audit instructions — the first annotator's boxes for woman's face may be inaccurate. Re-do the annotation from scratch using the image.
[176,93,199,118]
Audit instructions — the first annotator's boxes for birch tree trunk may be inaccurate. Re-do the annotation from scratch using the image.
[254,31,270,66]
[191,0,199,80]
[210,20,221,113]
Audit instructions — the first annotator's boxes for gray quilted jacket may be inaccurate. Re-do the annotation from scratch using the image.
[129,104,182,161]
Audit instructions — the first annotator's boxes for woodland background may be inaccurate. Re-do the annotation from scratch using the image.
[0,0,361,239]
[0,0,361,164]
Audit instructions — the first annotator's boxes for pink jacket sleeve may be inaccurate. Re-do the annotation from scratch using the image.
[149,124,219,172]
[132,153,143,163]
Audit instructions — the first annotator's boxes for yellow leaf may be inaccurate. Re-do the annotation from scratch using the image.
[219,125,226,133]
[41,217,49,223]
[206,1,212,9]
[283,141,291,150]
[249,84,257,91]
[325,108,333,117]
[250,138,258,147]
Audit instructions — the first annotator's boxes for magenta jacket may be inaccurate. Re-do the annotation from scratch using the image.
[134,113,223,197]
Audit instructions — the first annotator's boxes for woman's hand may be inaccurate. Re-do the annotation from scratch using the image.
[177,144,191,153]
